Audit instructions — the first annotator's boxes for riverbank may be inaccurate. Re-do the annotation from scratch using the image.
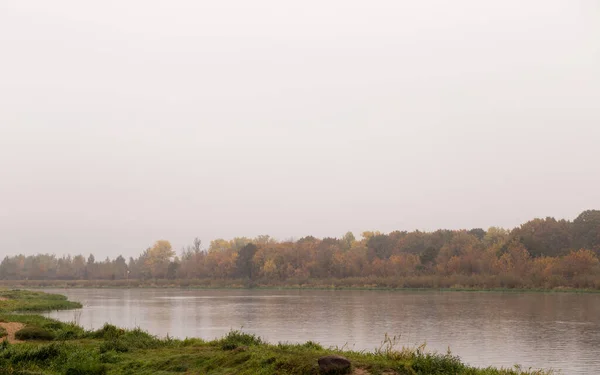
[0,289,552,374]
[1,278,598,294]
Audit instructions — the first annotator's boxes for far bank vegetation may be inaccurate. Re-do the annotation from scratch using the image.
[2,210,600,290]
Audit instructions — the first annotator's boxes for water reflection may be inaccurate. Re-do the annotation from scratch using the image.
[43,289,600,374]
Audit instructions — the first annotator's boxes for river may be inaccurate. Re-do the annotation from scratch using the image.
[42,288,600,374]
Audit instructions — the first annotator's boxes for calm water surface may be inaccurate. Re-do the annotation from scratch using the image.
[43,289,600,374]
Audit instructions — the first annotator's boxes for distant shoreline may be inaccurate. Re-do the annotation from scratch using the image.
[1,279,599,294]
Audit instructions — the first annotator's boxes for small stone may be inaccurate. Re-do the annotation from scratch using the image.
[318,355,351,374]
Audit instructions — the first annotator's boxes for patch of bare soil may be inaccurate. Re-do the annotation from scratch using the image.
[0,322,25,343]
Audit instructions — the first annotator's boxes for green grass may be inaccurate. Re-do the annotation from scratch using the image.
[0,314,85,340]
[218,329,263,350]
[0,329,554,375]
[14,326,55,341]
[0,289,554,375]
[0,289,82,313]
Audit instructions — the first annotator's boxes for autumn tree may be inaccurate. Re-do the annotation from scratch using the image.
[483,227,509,248]
[367,234,395,260]
[209,239,231,253]
[572,210,600,253]
[341,232,356,251]
[510,217,572,257]
[556,249,600,279]
[144,240,175,278]
[237,243,258,279]
[495,240,531,277]
[468,228,486,241]
[436,232,482,265]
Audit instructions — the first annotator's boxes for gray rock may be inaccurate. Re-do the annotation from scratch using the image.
[318,355,351,374]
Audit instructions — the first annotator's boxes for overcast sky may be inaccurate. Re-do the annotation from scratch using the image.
[1,0,599,258]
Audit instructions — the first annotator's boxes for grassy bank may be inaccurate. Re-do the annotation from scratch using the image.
[0,290,82,313]
[0,290,552,375]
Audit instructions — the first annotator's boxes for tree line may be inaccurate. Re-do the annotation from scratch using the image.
[2,210,600,289]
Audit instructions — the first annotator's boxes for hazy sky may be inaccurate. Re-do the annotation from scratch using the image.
[1,1,599,258]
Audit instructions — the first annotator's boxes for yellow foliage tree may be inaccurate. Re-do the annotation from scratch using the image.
[144,240,175,278]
